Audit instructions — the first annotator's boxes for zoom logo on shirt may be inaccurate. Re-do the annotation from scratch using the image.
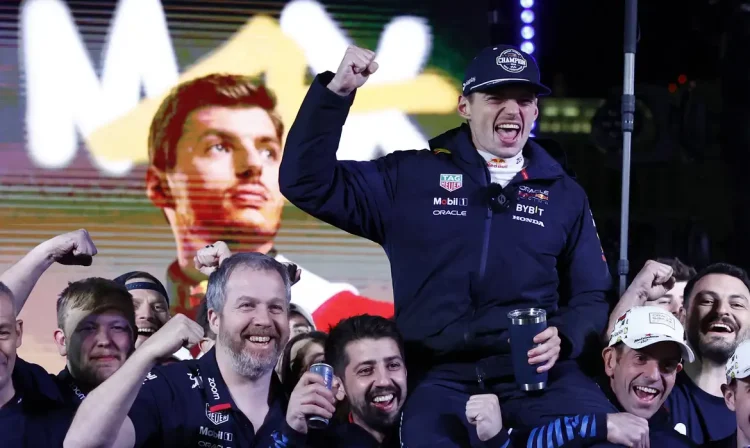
[208,377,220,401]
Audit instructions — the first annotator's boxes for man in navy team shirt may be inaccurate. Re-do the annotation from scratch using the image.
[607,261,749,444]
[64,253,318,448]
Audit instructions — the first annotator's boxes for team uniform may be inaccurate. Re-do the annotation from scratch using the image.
[279,51,614,442]
[274,420,400,448]
[128,348,290,447]
[1,358,76,447]
[665,371,736,445]
[167,248,393,332]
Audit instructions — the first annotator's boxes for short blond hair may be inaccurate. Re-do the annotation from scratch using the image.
[56,278,136,335]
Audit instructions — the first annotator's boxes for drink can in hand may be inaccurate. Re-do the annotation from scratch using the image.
[307,363,334,429]
[508,308,548,391]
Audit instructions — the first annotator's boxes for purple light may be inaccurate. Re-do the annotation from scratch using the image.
[521,26,535,40]
[520,0,534,8]
[521,41,535,54]
[521,9,535,24]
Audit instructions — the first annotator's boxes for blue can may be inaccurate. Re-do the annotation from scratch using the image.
[307,363,334,429]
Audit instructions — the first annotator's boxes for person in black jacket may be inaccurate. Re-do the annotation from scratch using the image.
[707,340,750,448]
[279,43,613,446]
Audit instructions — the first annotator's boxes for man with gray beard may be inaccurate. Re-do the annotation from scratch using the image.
[64,253,308,448]
[664,263,750,445]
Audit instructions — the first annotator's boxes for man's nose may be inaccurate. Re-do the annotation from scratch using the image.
[136,301,154,322]
[235,144,263,179]
[94,327,114,346]
[373,366,391,387]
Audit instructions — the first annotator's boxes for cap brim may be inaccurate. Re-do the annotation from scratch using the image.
[624,335,695,363]
[467,78,551,96]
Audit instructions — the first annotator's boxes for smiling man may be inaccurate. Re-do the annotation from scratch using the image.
[279,44,613,445]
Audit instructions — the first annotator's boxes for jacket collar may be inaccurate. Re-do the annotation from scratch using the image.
[428,124,565,185]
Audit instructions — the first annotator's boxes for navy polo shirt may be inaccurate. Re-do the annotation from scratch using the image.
[665,371,736,445]
[128,348,290,448]
[1,358,76,447]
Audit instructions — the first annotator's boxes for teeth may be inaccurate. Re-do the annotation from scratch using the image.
[635,386,658,395]
[372,394,394,403]
[710,324,733,332]
[248,336,271,343]
[137,328,155,334]
[496,123,520,130]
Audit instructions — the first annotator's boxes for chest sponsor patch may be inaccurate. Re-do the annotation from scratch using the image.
[439,174,463,192]
[517,185,549,204]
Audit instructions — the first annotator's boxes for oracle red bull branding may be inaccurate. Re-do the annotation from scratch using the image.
[487,158,508,168]
[433,197,468,206]
[517,185,550,204]
[439,174,463,192]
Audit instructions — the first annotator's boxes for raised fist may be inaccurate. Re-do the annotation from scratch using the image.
[327,45,379,96]
[193,241,232,276]
[138,314,204,362]
[40,229,98,266]
[626,260,675,304]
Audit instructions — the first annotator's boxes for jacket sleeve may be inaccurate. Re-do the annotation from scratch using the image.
[506,413,609,448]
[548,194,613,359]
[279,71,397,245]
[268,422,309,448]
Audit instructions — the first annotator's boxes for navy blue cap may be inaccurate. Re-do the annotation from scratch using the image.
[462,45,551,96]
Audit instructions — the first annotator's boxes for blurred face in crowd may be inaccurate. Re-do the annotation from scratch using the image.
[457,85,539,159]
[55,308,134,388]
[210,267,290,378]
[651,281,688,323]
[289,312,313,338]
[723,379,750,442]
[687,274,750,364]
[160,106,285,245]
[290,338,324,379]
[126,278,170,349]
[0,292,22,406]
[342,338,407,433]
[603,342,683,419]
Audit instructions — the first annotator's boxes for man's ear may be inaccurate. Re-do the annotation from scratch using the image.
[602,346,617,377]
[199,337,215,355]
[722,383,737,411]
[15,319,23,348]
[53,328,67,357]
[146,166,174,209]
[208,308,220,338]
[333,375,347,401]
[457,95,471,120]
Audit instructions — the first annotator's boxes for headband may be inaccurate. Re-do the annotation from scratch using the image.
[124,282,169,305]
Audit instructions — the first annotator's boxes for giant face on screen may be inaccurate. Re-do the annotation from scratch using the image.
[9,0,461,369]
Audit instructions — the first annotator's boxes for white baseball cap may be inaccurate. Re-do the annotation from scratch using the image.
[726,340,750,382]
[609,306,695,363]
[289,303,316,330]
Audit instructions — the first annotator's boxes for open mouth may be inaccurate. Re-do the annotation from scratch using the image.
[495,123,521,144]
[632,385,660,403]
[706,322,735,335]
[246,335,272,347]
[370,392,397,412]
[137,327,156,337]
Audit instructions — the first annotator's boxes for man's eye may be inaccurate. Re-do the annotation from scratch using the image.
[208,143,231,154]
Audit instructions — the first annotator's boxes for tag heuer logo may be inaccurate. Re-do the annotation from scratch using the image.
[440,174,463,192]
[206,404,229,425]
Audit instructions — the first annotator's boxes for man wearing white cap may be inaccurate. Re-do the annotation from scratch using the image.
[600,306,697,447]
[711,340,750,447]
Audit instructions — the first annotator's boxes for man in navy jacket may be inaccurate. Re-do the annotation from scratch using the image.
[279,44,613,446]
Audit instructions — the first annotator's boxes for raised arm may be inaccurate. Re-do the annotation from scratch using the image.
[279,46,399,245]
[64,315,203,448]
[0,229,97,313]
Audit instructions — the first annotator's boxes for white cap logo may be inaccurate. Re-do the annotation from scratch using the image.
[496,49,527,74]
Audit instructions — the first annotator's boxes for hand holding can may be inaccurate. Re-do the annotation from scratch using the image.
[508,308,548,391]
[307,363,335,429]
[285,365,336,434]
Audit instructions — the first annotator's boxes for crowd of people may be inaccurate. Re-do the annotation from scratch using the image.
[2,43,750,448]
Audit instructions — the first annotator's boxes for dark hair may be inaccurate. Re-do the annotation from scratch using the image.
[324,315,404,377]
[205,252,292,314]
[280,331,328,397]
[655,257,697,283]
[56,278,136,335]
[113,271,170,305]
[684,262,750,306]
[195,297,215,339]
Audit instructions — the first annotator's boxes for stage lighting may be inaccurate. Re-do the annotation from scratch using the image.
[521,41,535,54]
[521,25,535,39]
[520,0,534,8]
[521,10,534,24]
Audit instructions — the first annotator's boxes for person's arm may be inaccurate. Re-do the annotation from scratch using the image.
[0,229,96,312]
[604,260,675,339]
[504,413,609,448]
[64,315,203,448]
[279,47,398,245]
[549,197,612,359]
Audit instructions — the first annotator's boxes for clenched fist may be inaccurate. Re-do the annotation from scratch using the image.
[327,45,379,96]
[607,413,649,448]
[626,260,675,304]
[40,229,98,266]
[138,314,204,362]
[193,241,232,276]
[465,394,503,442]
